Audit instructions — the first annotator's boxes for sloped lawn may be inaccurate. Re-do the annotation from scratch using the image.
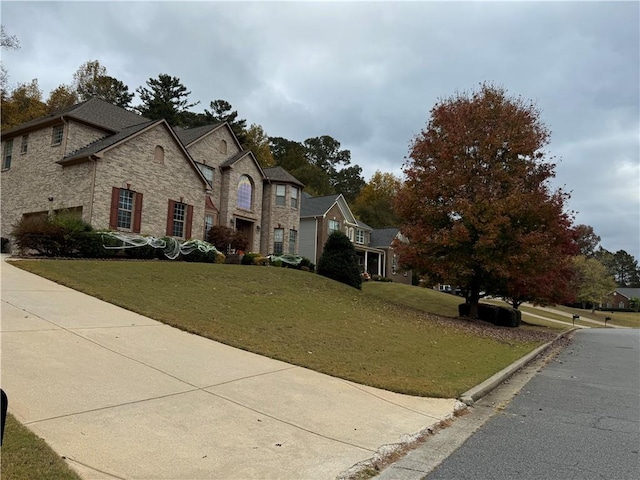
[11,260,556,398]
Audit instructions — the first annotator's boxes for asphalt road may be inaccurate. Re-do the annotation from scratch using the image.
[426,329,640,480]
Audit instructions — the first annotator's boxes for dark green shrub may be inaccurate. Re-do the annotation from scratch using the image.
[299,257,315,271]
[241,252,261,265]
[182,248,217,263]
[495,306,521,327]
[1,237,11,253]
[458,303,471,317]
[270,258,282,267]
[478,304,500,324]
[76,232,121,258]
[317,231,362,289]
[124,242,158,259]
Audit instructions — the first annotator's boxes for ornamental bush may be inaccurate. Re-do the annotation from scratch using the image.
[317,231,362,289]
[207,226,249,253]
[12,211,94,257]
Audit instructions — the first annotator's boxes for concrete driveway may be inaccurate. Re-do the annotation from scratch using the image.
[0,257,460,479]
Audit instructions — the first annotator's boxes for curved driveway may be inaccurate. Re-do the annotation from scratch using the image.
[0,257,458,479]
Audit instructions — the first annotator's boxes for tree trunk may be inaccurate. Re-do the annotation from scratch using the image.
[468,289,481,319]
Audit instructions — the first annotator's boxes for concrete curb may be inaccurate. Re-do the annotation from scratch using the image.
[459,328,578,406]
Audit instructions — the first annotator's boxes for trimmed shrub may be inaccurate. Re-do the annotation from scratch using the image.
[299,257,315,271]
[478,304,500,324]
[459,303,521,327]
[124,242,158,259]
[182,248,217,263]
[270,258,282,267]
[1,237,11,253]
[495,306,521,327]
[317,231,362,290]
[76,232,121,258]
[241,252,261,265]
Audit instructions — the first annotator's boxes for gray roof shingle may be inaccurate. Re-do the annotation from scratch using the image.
[2,98,150,138]
[300,194,341,217]
[370,228,400,248]
[263,166,304,187]
[614,288,640,299]
[174,123,222,146]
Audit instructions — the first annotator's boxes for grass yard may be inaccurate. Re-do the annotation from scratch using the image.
[0,414,82,480]
[552,305,640,329]
[11,260,557,398]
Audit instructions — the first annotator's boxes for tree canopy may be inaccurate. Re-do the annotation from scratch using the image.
[1,79,47,129]
[136,74,199,126]
[244,124,275,168]
[205,99,247,144]
[395,83,576,317]
[572,255,617,311]
[1,25,20,97]
[352,171,402,228]
[73,60,134,108]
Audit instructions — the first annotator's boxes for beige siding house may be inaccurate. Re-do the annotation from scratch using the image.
[1,98,301,254]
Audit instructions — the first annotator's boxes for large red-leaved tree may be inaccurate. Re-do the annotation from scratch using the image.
[395,83,577,318]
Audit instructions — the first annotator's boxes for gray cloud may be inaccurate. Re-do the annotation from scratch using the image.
[3,0,638,258]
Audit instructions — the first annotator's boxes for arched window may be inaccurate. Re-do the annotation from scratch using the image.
[154,145,165,164]
[237,175,253,210]
[220,140,228,154]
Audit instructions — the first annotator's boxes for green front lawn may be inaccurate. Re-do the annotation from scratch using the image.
[0,414,81,480]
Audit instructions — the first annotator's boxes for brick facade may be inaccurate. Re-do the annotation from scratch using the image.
[1,99,301,256]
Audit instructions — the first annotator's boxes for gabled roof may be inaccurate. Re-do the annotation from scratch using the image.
[56,118,209,187]
[59,119,158,164]
[356,219,373,230]
[2,98,149,137]
[300,194,341,217]
[263,166,304,187]
[370,228,400,248]
[613,288,640,299]
[220,150,266,179]
[173,123,223,146]
[300,193,358,225]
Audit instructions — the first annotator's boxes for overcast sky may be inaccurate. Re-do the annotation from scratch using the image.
[2,0,638,259]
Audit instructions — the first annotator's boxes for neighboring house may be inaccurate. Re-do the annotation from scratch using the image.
[299,192,396,278]
[602,288,640,310]
[1,98,301,254]
[369,228,412,285]
[261,166,305,255]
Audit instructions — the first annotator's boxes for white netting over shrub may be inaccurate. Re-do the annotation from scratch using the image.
[101,232,220,260]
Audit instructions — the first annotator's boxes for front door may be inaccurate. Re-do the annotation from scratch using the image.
[234,218,253,252]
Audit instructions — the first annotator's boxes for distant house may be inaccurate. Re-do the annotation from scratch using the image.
[369,227,412,285]
[602,288,640,310]
[298,193,409,281]
[0,98,302,254]
[261,166,305,255]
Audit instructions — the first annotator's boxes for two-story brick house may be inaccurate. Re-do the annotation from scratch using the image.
[0,98,302,254]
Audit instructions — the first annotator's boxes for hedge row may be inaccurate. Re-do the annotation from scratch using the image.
[458,303,522,328]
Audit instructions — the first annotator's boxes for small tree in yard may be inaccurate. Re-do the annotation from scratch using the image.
[395,83,576,319]
[317,231,362,289]
[206,226,248,253]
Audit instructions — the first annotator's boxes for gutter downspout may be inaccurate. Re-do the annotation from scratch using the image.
[87,154,99,224]
[61,117,69,155]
